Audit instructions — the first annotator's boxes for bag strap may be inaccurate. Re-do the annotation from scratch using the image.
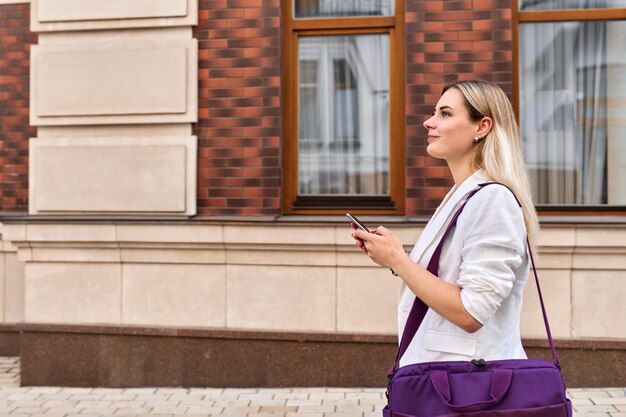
[389,182,560,376]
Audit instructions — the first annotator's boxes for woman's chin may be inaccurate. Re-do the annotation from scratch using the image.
[426,144,444,159]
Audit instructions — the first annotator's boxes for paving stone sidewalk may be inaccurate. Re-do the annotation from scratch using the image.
[0,357,624,417]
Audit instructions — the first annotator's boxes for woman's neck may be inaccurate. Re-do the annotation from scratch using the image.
[447,157,476,186]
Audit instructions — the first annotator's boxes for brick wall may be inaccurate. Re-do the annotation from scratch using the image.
[194,0,282,216]
[405,0,513,216]
[194,0,514,217]
[0,1,514,217]
[0,3,35,213]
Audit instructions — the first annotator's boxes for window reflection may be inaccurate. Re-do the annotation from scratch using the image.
[294,0,393,18]
[298,60,321,150]
[519,0,626,11]
[332,59,359,150]
[519,20,626,204]
[298,35,390,196]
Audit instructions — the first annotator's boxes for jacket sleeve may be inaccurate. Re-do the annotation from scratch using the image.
[456,185,527,325]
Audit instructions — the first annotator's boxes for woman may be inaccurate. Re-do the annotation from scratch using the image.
[351,80,539,366]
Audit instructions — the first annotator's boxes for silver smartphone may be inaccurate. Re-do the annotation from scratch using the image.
[346,213,370,233]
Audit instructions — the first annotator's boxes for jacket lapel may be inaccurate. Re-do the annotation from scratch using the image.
[408,171,488,266]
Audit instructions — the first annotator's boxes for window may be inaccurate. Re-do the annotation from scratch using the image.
[282,0,405,214]
[514,2,626,210]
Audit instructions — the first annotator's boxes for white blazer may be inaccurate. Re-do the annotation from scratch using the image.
[398,170,529,367]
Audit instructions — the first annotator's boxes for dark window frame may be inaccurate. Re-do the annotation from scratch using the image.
[282,0,406,214]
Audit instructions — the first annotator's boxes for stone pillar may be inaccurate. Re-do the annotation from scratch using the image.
[29,0,198,216]
[1,0,198,329]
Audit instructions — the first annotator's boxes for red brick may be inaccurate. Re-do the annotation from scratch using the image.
[242,46,279,58]
[209,68,246,78]
[263,76,280,87]
[230,0,262,7]
[208,28,247,39]
[459,51,494,61]
[472,19,511,31]
[405,11,422,23]
[228,37,274,48]
[419,21,445,31]
[456,10,493,20]
[407,32,425,43]
[443,1,473,10]
[472,0,509,9]
[208,188,244,198]
[407,52,426,63]
[203,48,246,59]
[415,1,444,11]
[443,62,473,72]
[424,32,459,42]
[206,9,245,19]
[202,77,262,88]
[417,42,445,53]
[202,0,228,8]
[493,29,512,41]
[226,18,264,29]
[423,52,459,63]
[424,11,458,21]
[473,40,511,50]
[493,8,512,20]
[458,31,493,41]
[445,41,474,52]
[444,21,472,31]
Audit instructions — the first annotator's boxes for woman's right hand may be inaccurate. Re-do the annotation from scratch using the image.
[350,223,368,254]
[352,226,407,272]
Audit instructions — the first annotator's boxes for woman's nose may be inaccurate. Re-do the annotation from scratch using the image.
[423,115,435,129]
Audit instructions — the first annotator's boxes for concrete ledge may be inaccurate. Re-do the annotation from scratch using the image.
[16,324,626,388]
[31,0,197,32]
[2,221,625,338]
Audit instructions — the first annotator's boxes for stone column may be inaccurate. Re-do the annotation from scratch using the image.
[2,0,198,327]
[29,0,198,216]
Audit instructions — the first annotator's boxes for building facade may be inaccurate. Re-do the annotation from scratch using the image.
[0,0,624,387]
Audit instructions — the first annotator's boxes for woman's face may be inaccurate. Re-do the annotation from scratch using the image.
[422,88,481,164]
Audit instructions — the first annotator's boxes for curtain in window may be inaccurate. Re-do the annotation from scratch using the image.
[294,0,393,18]
[519,0,626,11]
[298,34,390,196]
[520,21,610,204]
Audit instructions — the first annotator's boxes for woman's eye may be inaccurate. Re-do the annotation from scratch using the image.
[441,111,450,117]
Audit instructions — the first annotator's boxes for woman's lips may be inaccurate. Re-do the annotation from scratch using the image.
[426,135,439,143]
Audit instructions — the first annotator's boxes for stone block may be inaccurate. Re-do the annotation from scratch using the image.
[337,267,398,334]
[122,264,226,327]
[25,262,122,324]
[31,40,197,125]
[227,265,336,332]
[31,0,197,31]
[29,137,197,215]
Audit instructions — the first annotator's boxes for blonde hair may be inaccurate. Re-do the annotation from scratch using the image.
[443,80,540,251]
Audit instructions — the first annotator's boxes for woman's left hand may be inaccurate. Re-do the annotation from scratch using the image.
[352,226,407,270]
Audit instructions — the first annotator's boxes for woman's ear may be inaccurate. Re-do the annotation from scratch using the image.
[476,116,493,137]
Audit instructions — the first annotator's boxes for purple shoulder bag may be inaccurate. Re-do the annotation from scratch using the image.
[383,183,572,417]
